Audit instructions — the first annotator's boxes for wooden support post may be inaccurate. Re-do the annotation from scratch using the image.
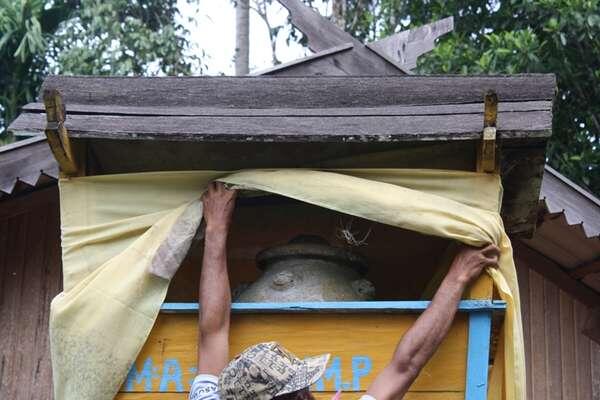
[43,89,79,176]
[477,90,498,173]
[465,311,493,400]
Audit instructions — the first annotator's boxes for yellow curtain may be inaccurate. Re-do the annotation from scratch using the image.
[51,169,524,400]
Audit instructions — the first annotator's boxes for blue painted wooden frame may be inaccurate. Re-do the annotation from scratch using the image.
[160,300,504,399]
[161,300,506,313]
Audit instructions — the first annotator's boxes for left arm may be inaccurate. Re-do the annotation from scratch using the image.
[365,244,500,400]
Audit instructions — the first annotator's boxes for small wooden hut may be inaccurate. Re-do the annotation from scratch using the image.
[1,1,598,399]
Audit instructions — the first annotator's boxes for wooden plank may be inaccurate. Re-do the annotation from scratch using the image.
[574,301,593,400]
[20,100,553,117]
[0,186,59,220]
[515,258,533,400]
[477,90,498,173]
[528,268,547,400]
[8,110,553,142]
[14,203,47,399]
[559,290,578,400]
[543,279,563,400]
[512,241,600,308]
[35,75,556,109]
[43,89,78,175]
[275,0,408,75]
[120,313,470,394]
[115,392,465,399]
[0,212,27,400]
[253,42,355,76]
[276,0,355,53]
[160,300,506,313]
[464,274,494,300]
[465,312,492,400]
[0,201,62,400]
[591,341,600,400]
[367,17,454,71]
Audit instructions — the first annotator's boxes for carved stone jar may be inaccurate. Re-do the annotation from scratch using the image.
[236,235,375,302]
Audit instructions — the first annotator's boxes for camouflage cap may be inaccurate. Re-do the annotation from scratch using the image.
[218,342,330,400]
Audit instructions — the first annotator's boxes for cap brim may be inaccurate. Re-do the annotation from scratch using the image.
[276,353,331,396]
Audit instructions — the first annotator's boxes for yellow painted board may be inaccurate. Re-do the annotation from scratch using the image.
[119,313,468,395]
[116,392,464,400]
[465,274,494,300]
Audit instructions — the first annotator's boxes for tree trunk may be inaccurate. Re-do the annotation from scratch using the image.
[235,0,250,75]
[331,0,346,29]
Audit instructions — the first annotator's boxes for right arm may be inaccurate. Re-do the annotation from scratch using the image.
[365,244,500,400]
[197,182,237,376]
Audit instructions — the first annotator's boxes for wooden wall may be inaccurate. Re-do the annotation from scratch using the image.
[0,187,62,400]
[516,256,600,400]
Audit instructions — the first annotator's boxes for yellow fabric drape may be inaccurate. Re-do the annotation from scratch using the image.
[51,169,524,400]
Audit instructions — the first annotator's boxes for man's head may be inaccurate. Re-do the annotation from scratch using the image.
[217,342,328,400]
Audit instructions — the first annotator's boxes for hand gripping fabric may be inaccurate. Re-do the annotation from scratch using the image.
[50,169,524,400]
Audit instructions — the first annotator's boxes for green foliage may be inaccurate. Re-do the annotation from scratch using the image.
[331,0,600,195]
[50,0,200,76]
[0,0,200,141]
[0,0,55,142]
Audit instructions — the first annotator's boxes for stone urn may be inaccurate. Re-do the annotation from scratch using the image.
[235,235,375,302]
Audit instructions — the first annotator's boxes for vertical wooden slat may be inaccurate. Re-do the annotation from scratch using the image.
[591,341,600,400]
[529,268,547,400]
[16,206,48,399]
[515,258,533,400]
[38,203,62,400]
[575,301,593,400]
[0,198,62,400]
[544,279,563,400]
[0,213,27,400]
[559,290,577,400]
[0,216,10,397]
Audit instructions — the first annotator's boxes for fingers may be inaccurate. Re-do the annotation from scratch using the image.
[480,244,500,268]
[203,182,237,198]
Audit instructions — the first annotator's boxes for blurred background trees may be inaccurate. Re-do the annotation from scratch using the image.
[1,0,598,194]
[0,0,200,144]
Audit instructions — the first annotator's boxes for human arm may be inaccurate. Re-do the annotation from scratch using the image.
[197,182,237,376]
[365,244,500,400]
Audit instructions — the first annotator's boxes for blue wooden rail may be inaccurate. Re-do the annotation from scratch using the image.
[160,300,506,400]
[161,300,506,313]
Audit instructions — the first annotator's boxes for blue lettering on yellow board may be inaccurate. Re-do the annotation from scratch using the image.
[159,359,184,392]
[125,355,372,392]
[125,357,160,391]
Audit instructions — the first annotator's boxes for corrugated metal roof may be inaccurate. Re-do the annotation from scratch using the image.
[0,135,58,201]
[523,165,600,296]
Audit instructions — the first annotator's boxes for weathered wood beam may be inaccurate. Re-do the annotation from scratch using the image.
[276,0,409,74]
[477,90,498,173]
[252,42,354,76]
[570,257,600,279]
[19,100,553,117]
[367,17,454,71]
[9,109,551,142]
[32,75,556,109]
[513,240,600,308]
[42,89,79,176]
[277,0,353,53]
